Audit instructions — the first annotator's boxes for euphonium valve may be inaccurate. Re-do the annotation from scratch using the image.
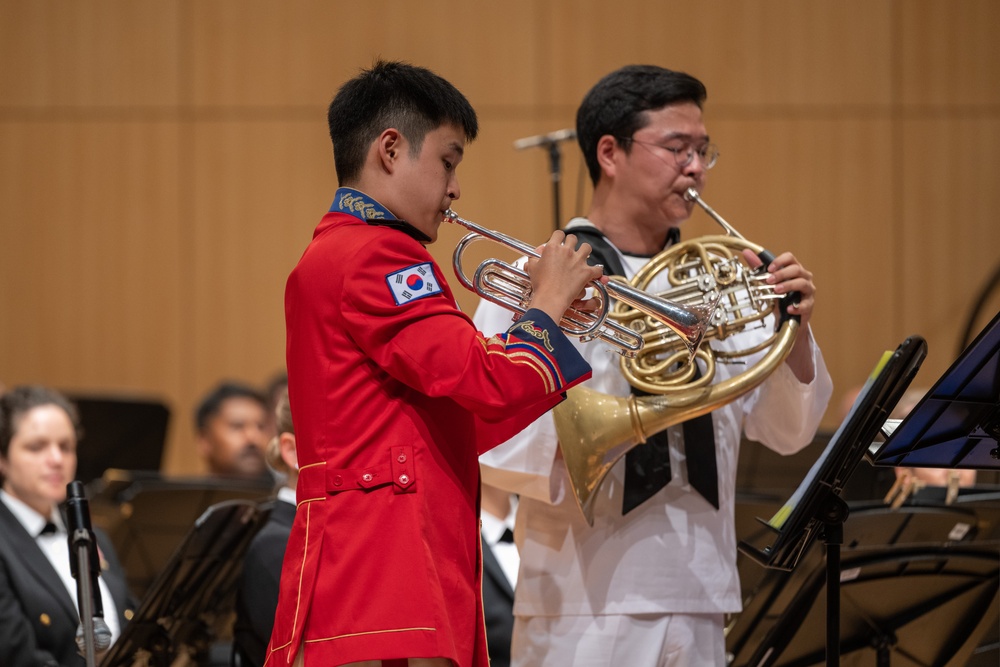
[443,209,718,358]
[554,191,802,524]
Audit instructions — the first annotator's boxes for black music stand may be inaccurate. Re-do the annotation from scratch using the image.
[868,310,1000,472]
[737,335,928,666]
[737,545,1000,667]
[65,393,170,485]
[88,470,275,599]
[730,498,1000,666]
[100,499,270,667]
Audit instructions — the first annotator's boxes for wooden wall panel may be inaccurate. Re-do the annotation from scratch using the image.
[899,0,1000,107]
[188,0,355,108]
[899,118,1000,387]
[540,0,893,108]
[175,119,334,472]
[705,1,893,108]
[0,120,183,412]
[188,0,544,110]
[0,0,180,108]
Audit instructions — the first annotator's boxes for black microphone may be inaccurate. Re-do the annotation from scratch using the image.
[66,481,113,656]
[513,128,576,151]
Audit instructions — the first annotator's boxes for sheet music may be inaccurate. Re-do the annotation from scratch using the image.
[766,350,894,530]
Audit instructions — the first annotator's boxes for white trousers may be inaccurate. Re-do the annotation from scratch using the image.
[512,613,726,667]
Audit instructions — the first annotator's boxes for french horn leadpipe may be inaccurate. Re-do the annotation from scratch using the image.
[682,187,745,238]
[443,209,718,358]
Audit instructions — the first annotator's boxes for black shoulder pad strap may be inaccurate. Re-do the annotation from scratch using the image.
[567,227,627,278]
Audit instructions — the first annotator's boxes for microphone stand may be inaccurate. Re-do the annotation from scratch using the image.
[512,128,575,232]
[545,140,563,232]
[71,525,99,667]
[67,480,110,667]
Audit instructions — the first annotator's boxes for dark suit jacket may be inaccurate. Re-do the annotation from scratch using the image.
[481,534,515,667]
[0,501,133,667]
[232,499,295,667]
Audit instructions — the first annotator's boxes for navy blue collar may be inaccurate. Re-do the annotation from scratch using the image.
[330,187,394,220]
[329,187,432,243]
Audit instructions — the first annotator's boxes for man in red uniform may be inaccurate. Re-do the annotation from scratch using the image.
[265,60,604,667]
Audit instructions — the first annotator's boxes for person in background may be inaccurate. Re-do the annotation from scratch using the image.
[233,389,297,667]
[475,64,833,666]
[882,387,977,507]
[480,481,517,667]
[0,385,134,667]
[194,381,271,483]
[261,372,289,443]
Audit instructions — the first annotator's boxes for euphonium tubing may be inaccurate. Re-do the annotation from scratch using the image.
[444,209,717,358]
[554,190,802,525]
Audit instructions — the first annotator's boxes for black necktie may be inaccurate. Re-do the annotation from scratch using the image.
[682,406,720,510]
[498,527,514,544]
[622,367,719,513]
[39,521,58,537]
[567,225,718,513]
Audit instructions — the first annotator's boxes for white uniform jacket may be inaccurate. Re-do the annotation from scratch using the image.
[475,219,834,616]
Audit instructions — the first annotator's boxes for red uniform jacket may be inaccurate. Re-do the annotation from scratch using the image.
[266,190,590,667]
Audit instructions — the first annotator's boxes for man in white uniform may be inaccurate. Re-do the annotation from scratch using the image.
[474,65,833,666]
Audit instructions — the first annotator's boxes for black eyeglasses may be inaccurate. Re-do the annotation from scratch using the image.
[617,136,720,170]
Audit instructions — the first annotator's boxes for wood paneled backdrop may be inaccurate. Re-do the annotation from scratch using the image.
[1,1,997,476]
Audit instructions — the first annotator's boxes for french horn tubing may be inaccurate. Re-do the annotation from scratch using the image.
[444,209,719,358]
[554,188,802,525]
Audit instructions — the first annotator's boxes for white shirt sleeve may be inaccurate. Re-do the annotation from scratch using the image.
[744,325,834,455]
[474,297,567,503]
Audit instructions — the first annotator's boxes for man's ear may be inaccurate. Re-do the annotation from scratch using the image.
[595,134,619,180]
[279,433,298,471]
[377,129,403,172]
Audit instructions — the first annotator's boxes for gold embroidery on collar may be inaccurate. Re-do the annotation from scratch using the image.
[338,192,386,220]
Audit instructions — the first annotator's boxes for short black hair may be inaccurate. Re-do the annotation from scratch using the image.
[265,370,288,397]
[327,59,479,184]
[576,65,707,185]
[194,381,267,433]
[0,385,82,459]
[264,389,294,474]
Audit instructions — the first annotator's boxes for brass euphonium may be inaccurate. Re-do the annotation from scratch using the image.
[444,209,718,358]
[554,188,802,524]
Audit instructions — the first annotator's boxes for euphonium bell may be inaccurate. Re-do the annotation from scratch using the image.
[554,189,802,525]
[443,209,720,358]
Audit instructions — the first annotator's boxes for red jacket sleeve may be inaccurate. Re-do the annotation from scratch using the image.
[339,230,590,425]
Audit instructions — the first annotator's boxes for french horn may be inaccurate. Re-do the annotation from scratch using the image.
[555,188,802,524]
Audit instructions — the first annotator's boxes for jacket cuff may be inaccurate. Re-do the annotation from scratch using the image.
[505,309,591,391]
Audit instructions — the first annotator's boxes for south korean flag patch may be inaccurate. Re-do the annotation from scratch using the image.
[386,262,443,305]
